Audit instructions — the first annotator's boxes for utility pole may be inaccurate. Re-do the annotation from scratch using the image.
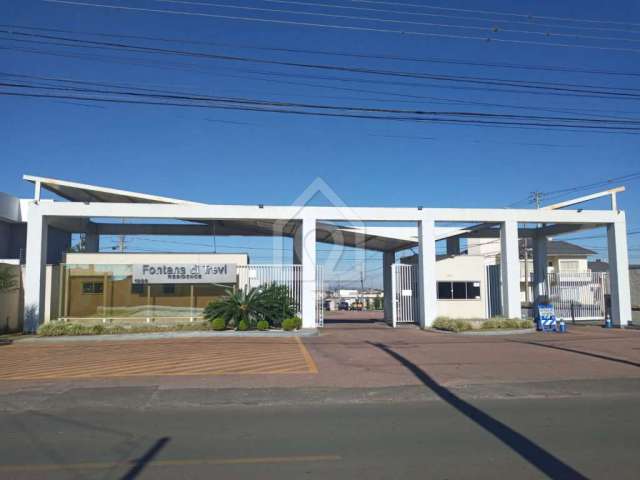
[530,191,544,209]
[117,218,126,252]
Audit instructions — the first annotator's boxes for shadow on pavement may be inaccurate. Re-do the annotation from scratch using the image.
[121,436,170,480]
[323,319,389,325]
[370,341,587,479]
[513,340,640,368]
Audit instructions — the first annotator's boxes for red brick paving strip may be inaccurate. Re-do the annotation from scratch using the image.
[0,338,318,380]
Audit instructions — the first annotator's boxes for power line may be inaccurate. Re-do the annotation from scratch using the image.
[4,29,640,102]
[41,0,640,54]
[267,0,640,36]
[155,0,640,44]
[7,23,640,78]
[353,0,640,29]
[4,79,640,132]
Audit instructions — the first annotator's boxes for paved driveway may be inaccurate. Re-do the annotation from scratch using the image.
[0,337,317,381]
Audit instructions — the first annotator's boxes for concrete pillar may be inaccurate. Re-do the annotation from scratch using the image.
[301,216,317,329]
[446,237,460,256]
[531,233,548,303]
[382,250,395,323]
[500,220,521,319]
[292,224,302,265]
[85,231,100,253]
[417,217,437,328]
[607,218,632,327]
[24,204,48,332]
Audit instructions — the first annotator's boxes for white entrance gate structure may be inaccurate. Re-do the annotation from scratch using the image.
[390,264,418,327]
[10,175,632,332]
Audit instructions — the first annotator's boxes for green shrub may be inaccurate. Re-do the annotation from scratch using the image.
[481,319,498,330]
[238,320,249,331]
[211,318,226,331]
[519,319,534,329]
[257,320,269,331]
[281,318,296,331]
[290,316,302,330]
[37,322,67,336]
[432,317,472,332]
[90,324,105,335]
[454,320,473,332]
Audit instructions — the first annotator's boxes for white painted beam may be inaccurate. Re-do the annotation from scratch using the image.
[32,201,620,225]
[24,204,48,332]
[500,220,521,319]
[301,216,317,329]
[607,215,632,327]
[417,218,437,329]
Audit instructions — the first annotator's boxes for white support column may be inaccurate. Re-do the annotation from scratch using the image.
[531,233,548,303]
[417,217,437,329]
[24,204,48,332]
[607,217,632,327]
[446,237,460,256]
[292,224,303,265]
[382,250,395,324]
[500,220,522,319]
[301,215,317,329]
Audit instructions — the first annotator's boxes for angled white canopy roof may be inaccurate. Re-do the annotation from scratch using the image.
[23,175,200,205]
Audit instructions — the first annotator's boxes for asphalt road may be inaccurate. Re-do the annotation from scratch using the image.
[2,395,639,479]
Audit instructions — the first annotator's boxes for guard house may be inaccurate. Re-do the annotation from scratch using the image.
[0,175,633,332]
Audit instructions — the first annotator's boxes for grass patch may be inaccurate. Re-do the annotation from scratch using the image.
[432,317,534,333]
[37,321,216,336]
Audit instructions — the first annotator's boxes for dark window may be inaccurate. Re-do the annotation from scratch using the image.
[82,282,103,294]
[437,282,452,300]
[467,282,481,299]
[131,283,145,295]
[452,282,467,299]
[437,281,481,300]
[162,284,176,294]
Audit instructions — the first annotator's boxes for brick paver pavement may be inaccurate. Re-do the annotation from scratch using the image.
[0,337,317,380]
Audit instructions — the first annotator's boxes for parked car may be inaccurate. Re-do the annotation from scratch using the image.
[338,301,350,311]
[350,301,364,311]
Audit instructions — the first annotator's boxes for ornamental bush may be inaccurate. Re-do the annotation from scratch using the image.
[238,320,249,331]
[281,318,296,331]
[211,318,226,331]
[291,316,302,330]
[257,320,269,331]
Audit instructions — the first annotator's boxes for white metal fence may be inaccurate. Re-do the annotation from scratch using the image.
[237,264,303,314]
[237,264,324,328]
[316,266,325,328]
[391,264,418,327]
[543,272,608,321]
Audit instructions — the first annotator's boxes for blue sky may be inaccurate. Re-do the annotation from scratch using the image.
[2,0,640,286]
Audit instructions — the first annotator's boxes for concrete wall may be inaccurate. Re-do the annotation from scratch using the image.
[0,264,23,333]
[435,255,488,319]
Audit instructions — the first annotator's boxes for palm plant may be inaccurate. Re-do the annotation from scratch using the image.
[257,283,297,327]
[204,284,297,328]
[0,265,17,292]
[204,287,264,327]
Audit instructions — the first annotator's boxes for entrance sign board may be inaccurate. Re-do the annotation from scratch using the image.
[132,264,237,284]
[535,303,557,332]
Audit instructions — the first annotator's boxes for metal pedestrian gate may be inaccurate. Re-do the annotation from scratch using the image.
[543,272,608,322]
[391,264,418,327]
